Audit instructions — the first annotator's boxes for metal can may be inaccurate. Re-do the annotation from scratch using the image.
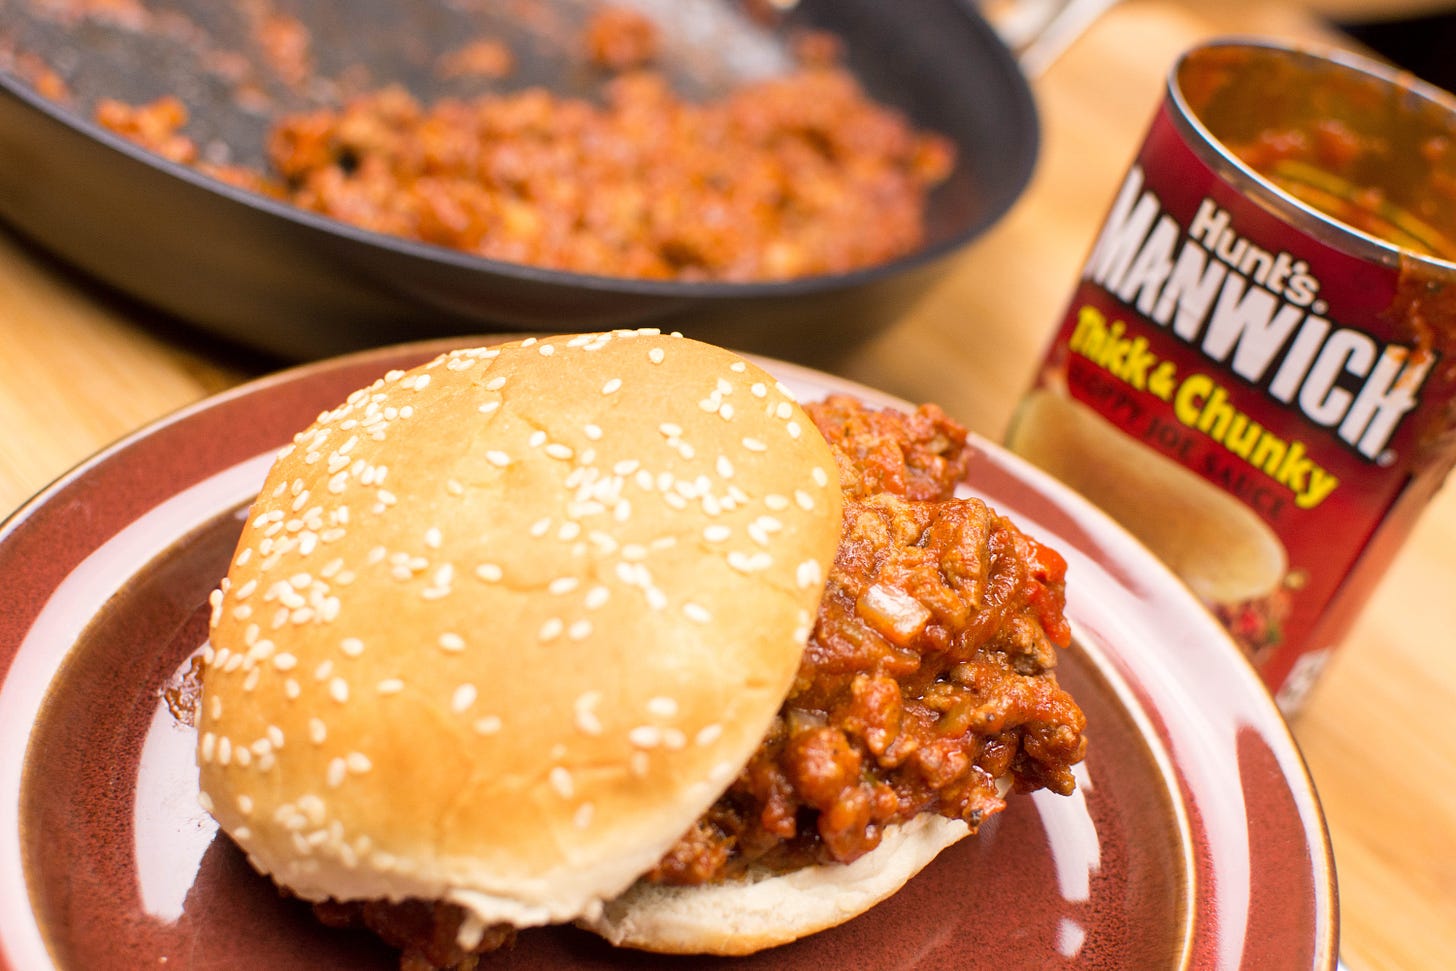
[1007,39,1456,713]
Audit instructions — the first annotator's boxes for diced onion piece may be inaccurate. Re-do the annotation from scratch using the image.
[857,583,931,644]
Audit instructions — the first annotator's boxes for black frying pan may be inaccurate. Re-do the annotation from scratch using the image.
[0,0,1039,362]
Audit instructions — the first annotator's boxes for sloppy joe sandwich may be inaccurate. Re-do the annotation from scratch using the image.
[197,330,1087,968]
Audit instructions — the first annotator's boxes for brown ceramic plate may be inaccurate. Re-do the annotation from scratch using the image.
[0,340,1337,970]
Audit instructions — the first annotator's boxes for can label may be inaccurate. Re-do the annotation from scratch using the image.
[1009,49,1456,712]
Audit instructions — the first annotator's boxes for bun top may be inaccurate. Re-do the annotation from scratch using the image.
[196,330,843,932]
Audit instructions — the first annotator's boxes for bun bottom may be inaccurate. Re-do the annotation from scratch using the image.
[578,814,970,956]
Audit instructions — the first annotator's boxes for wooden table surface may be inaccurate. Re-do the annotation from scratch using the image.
[1,1,1451,968]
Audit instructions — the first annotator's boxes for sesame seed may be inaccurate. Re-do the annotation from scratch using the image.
[425,527,442,549]
[273,653,298,671]
[347,752,372,773]
[309,718,327,744]
[475,563,503,583]
[473,715,502,735]
[583,424,603,440]
[647,696,679,718]
[485,451,511,468]
[314,660,334,682]
[663,729,687,750]
[538,343,555,356]
[812,467,829,488]
[575,708,603,736]
[439,632,466,653]
[568,620,592,640]
[742,437,767,452]
[703,525,731,543]
[549,767,574,798]
[539,618,564,642]
[659,422,683,438]
[601,378,622,395]
[218,736,232,766]
[628,725,661,748]
[284,678,301,699]
[328,758,347,788]
[696,724,723,746]
[530,518,551,537]
[787,421,802,439]
[341,637,364,657]
[584,586,610,610]
[478,401,499,415]
[296,793,325,825]
[329,678,349,703]
[485,376,507,391]
[545,443,574,460]
[549,577,580,595]
[574,803,595,828]
[200,732,216,762]
[238,795,254,816]
[730,361,747,372]
[529,430,547,447]
[727,551,773,573]
[377,679,405,695]
[683,602,712,623]
[795,490,815,510]
[716,456,734,478]
[267,725,286,748]
[452,684,478,712]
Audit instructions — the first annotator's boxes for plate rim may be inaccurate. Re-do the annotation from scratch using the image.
[0,336,1338,970]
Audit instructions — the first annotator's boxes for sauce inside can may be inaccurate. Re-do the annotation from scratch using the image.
[1008,39,1456,713]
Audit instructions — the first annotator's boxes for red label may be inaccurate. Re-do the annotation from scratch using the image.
[1022,105,1453,711]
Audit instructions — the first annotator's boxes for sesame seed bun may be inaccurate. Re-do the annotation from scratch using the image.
[1006,388,1286,603]
[196,330,843,932]
[580,813,971,955]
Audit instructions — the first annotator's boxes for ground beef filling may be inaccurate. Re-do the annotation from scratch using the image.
[648,398,1086,883]
[310,396,1087,966]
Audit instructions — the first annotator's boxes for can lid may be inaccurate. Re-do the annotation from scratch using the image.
[1167,37,1456,274]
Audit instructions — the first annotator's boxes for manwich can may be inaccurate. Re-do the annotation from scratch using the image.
[1008,39,1456,713]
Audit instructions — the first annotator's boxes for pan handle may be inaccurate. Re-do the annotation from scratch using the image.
[976,0,1121,77]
